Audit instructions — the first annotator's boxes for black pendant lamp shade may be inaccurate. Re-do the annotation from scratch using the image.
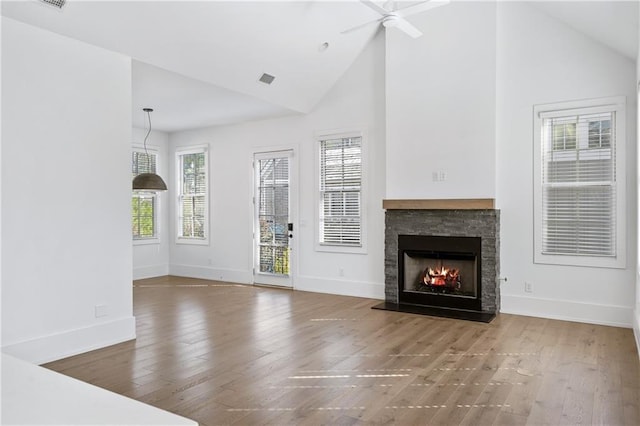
[133,108,168,191]
[133,172,167,191]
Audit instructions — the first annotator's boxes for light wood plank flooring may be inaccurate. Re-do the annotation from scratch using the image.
[45,276,640,425]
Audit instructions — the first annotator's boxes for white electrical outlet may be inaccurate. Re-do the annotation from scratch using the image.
[524,282,533,293]
[95,305,108,318]
[339,268,344,277]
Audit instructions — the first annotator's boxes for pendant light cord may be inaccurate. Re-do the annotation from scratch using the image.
[143,109,152,157]
[142,108,153,171]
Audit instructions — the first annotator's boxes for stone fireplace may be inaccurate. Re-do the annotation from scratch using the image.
[379,199,500,321]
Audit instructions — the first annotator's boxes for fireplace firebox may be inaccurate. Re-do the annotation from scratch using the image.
[399,235,481,312]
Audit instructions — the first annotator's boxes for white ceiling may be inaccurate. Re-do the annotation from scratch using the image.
[2,0,382,131]
[131,61,297,132]
[530,1,638,61]
[2,1,638,132]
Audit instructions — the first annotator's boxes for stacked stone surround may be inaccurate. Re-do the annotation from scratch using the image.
[385,209,500,313]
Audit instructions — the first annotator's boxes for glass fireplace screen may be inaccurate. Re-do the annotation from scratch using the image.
[403,252,477,299]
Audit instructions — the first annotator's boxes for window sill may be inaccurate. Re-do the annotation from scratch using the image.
[133,238,160,246]
[316,243,367,255]
[534,252,625,269]
[176,237,209,246]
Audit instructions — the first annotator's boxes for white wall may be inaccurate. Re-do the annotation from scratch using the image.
[496,3,637,327]
[1,18,135,364]
[168,32,386,299]
[1,15,4,357]
[132,128,170,280]
[385,1,497,199]
[635,3,640,352]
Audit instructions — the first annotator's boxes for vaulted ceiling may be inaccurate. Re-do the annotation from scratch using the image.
[2,1,637,132]
[532,1,637,61]
[2,0,382,131]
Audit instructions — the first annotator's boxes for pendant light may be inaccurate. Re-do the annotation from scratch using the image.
[132,108,167,191]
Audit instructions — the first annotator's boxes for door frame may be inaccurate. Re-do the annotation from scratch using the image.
[252,148,298,288]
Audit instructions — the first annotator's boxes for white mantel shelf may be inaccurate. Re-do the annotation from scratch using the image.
[383,199,495,210]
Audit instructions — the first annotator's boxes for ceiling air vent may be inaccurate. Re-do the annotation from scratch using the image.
[258,73,275,85]
[39,0,66,9]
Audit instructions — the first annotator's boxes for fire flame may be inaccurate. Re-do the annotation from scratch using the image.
[424,266,459,286]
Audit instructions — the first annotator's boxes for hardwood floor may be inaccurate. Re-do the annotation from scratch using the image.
[45,276,640,425]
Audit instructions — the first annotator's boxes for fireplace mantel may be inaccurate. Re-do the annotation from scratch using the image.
[383,199,495,210]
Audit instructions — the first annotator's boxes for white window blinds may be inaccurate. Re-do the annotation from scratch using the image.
[178,149,207,240]
[132,151,157,240]
[319,136,362,246]
[541,111,616,257]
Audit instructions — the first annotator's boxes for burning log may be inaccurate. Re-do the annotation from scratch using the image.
[418,265,461,291]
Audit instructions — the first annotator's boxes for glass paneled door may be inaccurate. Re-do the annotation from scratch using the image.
[254,151,293,287]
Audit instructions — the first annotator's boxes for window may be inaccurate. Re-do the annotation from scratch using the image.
[132,150,158,241]
[176,146,208,243]
[534,97,626,268]
[318,134,363,249]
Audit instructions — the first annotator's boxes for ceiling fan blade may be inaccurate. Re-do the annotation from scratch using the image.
[395,0,450,18]
[360,0,390,17]
[341,17,383,35]
[393,17,423,38]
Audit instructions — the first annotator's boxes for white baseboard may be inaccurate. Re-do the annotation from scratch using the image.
[1,316,136,365]
[633,307,640,360]
[501,294,633,328]
[295,275,384,300]
[167,265,384,300]
[133,264,170,280]
[169,264,252,284]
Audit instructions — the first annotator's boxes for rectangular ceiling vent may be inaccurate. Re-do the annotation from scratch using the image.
[258,73,275,85]
[39,0,66,9]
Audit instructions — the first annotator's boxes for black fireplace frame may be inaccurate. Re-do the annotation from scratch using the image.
[398,235,482,312]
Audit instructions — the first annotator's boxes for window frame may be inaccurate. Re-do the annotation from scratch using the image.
[533,96,626,269]
[175,145,209,246]
[315,129,367,254]
[132,145,160,245]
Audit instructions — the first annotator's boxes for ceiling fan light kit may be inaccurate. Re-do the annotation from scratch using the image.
[382,15,399,28]
[344,0,450,39]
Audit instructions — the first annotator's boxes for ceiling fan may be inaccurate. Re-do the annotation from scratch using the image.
[343,0,450,39]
